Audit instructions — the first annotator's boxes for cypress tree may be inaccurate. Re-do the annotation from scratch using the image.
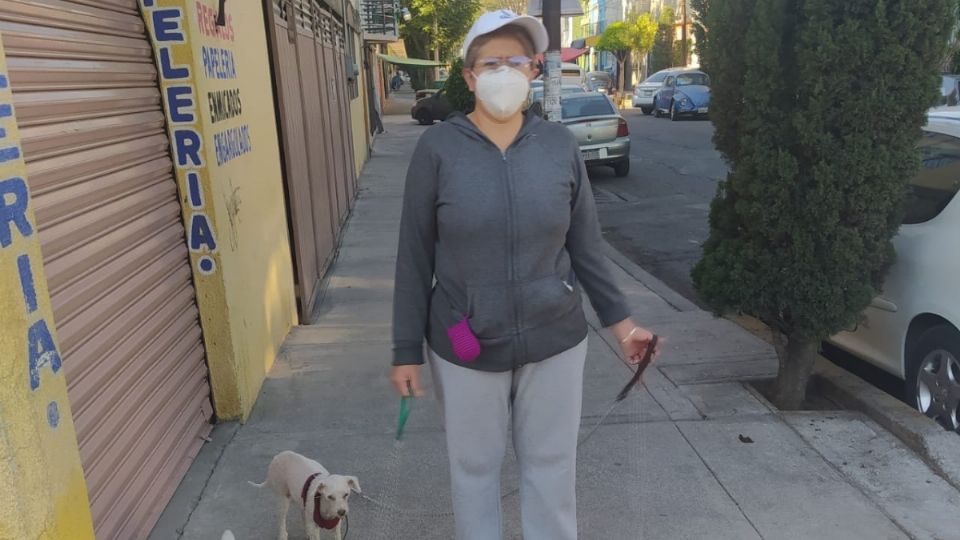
[445,58,475,114]
[693,0,955,409]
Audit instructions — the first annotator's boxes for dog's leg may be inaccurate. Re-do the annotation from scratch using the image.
[277,496,290,540]
[304,519,322,540]
[334,522,342,540]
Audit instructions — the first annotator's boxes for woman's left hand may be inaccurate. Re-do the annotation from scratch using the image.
[611,319,661,365]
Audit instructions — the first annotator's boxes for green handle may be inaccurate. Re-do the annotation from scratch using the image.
[396,395,412,441]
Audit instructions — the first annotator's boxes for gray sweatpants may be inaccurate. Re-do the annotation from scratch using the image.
[429,338,588,540]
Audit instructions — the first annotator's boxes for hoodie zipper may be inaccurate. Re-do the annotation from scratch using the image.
[501,132,535,368]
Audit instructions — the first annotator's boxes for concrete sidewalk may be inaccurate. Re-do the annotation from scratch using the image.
[151,115,960,540]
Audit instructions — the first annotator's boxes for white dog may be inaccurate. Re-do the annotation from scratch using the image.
[250,451,361,540]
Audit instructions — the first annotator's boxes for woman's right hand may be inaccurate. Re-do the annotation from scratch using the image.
[391,365,424,397]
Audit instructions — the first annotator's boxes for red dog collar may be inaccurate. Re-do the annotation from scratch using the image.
[300,472,341,530]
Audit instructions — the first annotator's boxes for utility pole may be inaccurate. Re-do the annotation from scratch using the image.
[680,0,688,67]
[543,0,561,121]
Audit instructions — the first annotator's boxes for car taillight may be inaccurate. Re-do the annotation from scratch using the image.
[617,119,629,137]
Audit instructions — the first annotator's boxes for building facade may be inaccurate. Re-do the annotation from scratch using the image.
[0,1,371,538]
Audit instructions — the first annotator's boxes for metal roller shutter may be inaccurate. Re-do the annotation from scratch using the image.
[0,1,213,539]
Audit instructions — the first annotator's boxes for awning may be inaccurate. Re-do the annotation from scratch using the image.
[562,47,588,62]
[377,53,447,67]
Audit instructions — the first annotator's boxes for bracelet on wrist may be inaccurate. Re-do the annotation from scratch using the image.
[620,326,640,344]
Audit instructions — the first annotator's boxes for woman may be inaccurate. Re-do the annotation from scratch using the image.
[390,10,659,540]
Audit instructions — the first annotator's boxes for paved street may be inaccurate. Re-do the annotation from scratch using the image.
[151,114,960,540]
[589,109,727,307]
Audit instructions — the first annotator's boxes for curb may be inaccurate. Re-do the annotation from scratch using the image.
[602,243,700,313]
[812,356,960,491]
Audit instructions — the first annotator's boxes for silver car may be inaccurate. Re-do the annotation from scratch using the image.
[632,68,678,115]
[561,93,631,177]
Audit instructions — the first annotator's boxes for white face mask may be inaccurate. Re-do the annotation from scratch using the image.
[474,66,530,120]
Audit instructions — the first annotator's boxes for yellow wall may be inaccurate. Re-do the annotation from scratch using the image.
[351,30,370,175]
[141,0,297,421]
[0,40,95,540]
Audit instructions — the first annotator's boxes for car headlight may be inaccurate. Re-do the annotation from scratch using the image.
[679,96,692,107]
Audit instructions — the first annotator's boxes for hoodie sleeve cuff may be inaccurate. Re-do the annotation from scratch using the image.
[392,343,425,366]
[597,302,632,329]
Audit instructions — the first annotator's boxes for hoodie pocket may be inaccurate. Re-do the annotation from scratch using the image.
[467,274,579,339]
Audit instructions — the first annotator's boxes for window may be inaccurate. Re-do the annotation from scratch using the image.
[676,72,710,86]
[663,76,675,87]
[644,71,670,84]
[561,96,615,118]
[562,69,582,77]
[902,131,960,224]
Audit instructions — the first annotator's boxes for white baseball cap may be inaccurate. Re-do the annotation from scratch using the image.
[462,9,549,59]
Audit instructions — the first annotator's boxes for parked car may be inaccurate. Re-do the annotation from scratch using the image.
[632,68,678,114]
[587,79,610,94]
[653,69,710,120]
[586,70,613,93]
[526,84,589,117]
[560,93,631,177]
[561,62,586,87]
[934,74,960,110]
[415,78,446,101]
[411,89,452,125]
[829,110,960,432]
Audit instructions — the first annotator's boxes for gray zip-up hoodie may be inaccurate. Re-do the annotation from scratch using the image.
[392,112,630,372]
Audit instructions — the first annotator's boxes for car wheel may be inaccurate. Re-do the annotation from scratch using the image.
[654,105,662,118]
[613,159,630,177]
[670,101,679,121]
[641,107,653,115]
[416,110,433,125]
[905,325,960,432]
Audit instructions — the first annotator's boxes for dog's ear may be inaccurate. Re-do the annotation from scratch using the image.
[314,482,326,497]
[346,476,361,494]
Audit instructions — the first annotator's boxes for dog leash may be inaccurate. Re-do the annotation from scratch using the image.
[361,335,660,516]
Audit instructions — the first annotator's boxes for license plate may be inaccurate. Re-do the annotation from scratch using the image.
[582,148,607,161]
[643,90,653,96]
[697,107,709,114]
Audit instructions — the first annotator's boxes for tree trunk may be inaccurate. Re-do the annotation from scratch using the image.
[617,58,626,109]
[772,332,817,410]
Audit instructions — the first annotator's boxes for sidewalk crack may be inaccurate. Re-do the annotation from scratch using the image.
[174,426,240,539]
[674,424,766,539]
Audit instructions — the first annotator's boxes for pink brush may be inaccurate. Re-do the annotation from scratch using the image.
[447,317,481,362]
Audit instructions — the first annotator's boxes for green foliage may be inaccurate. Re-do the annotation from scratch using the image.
[400,0,482,86]
[444,58,475,113]
[690,0,709,60]
[595,21,632,61]
[631,13,659,57]
[649,9,675,73]
[481,0,527,14]
[693,0,955,345]
[672,38,692,66]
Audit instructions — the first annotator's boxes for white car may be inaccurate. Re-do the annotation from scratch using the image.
[829,110,960,432]
[632,69,678,114]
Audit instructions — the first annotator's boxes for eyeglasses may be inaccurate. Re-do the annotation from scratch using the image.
[473,55,534,72]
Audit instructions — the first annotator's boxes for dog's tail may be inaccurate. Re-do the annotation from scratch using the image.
[247,480,267,488]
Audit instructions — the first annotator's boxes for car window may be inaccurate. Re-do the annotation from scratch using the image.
[562,96,615,118]
[562,69,582,77]
[939,76,960,106]
[902,131,960,224]
[562,86,585,94]
[645,71,670,84]
[676,73,710,86]
[664,76,675,87]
